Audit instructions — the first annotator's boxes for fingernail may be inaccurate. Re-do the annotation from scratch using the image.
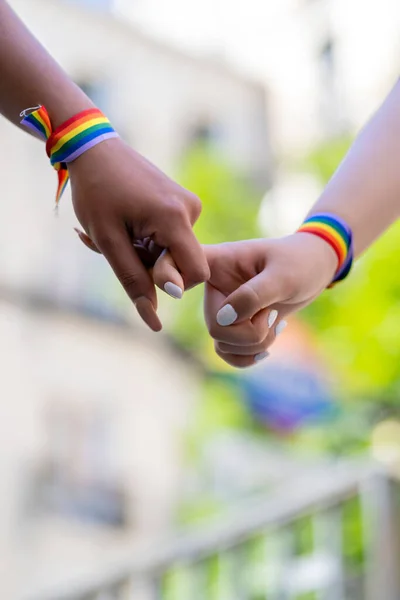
[73,227,85,241]
[164,282,183,300]
[216,304,238,327]
[254,351,269,363]
[135,296,162,333]
[276,320,288,336]
[268,309,278,328]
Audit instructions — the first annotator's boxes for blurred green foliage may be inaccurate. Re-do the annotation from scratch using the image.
[303,135,353,183]
[174,136,400,406]
[171,136,400,493]
[168,137,399,577]
[304,222,400,398]
[342,497,365,572]
[184,377,253,462]
[161,503,365,599]
[178,376,257,527]
[170,143,262,353]
[181,144,262,245]
[293,515,314,556]
[159,133,386,600]
[302,136,400,403]
[172,137,400,468]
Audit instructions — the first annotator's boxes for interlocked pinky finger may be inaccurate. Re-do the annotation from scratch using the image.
[74,229,163,269]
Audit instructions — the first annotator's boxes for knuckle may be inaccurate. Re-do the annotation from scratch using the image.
[241,282,264,310]
[249,327,265,345]
[95,231,119,252]
[118,271,141,296]
[166,198,188,222]
[190,263,210,285]
[280,269,297,295]
[186,192,202,220]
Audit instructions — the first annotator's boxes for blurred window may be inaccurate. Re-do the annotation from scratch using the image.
[318,36,339,133]
[77,80,111,116]
[187,119,224,152]
[77,79,126,137]
[319,38,335,78]
[43,220,125,323]
[30,402,128,528]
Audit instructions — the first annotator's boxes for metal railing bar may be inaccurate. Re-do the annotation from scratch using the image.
[24,464,380,600]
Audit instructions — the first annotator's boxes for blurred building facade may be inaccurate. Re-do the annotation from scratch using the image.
[115,0,400,152]
[1,1,271,597]
[0,300,199,598]
[250,0,400,154]
[253,0,400,232]
[115,0,400,232]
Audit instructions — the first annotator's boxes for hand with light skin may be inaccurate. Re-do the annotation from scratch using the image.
[203,236,337,367]
[151,235,337,367]
[0,0,209,331]
[150,79,400,366]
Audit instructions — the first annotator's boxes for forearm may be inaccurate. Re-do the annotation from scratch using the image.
[0,0,93,130]
[308,80,400,257]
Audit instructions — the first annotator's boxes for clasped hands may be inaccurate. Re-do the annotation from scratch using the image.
[70,138,337,367]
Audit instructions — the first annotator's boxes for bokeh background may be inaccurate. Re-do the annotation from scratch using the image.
[1,0,400,598]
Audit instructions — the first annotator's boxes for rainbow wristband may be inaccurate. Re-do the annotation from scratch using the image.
[297,213,354,287]
[20,106,118,206]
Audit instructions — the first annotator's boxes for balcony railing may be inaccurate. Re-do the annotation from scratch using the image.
[26,464,400,600]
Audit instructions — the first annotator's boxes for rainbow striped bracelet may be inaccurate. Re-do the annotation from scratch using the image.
[20,106,119,206]
[297,213,354,287]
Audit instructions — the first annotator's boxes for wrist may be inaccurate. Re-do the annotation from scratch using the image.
[68,136,121,178]
[43,86,95,129]
[21,103,118,206]
[297,212,354,287]
[293,231,339,284]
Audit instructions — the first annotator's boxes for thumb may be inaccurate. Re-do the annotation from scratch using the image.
[216,270,283,326]
[153,250,185,300]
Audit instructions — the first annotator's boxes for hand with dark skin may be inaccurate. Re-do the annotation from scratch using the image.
[0,0,209,331]
[68,138,208,330]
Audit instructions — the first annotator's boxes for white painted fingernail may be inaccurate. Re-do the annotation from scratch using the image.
[216,304,238,327]
[268,309,278,328]
[276,320,288,336]
[164,282,183,299]
[254,351,269,363]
